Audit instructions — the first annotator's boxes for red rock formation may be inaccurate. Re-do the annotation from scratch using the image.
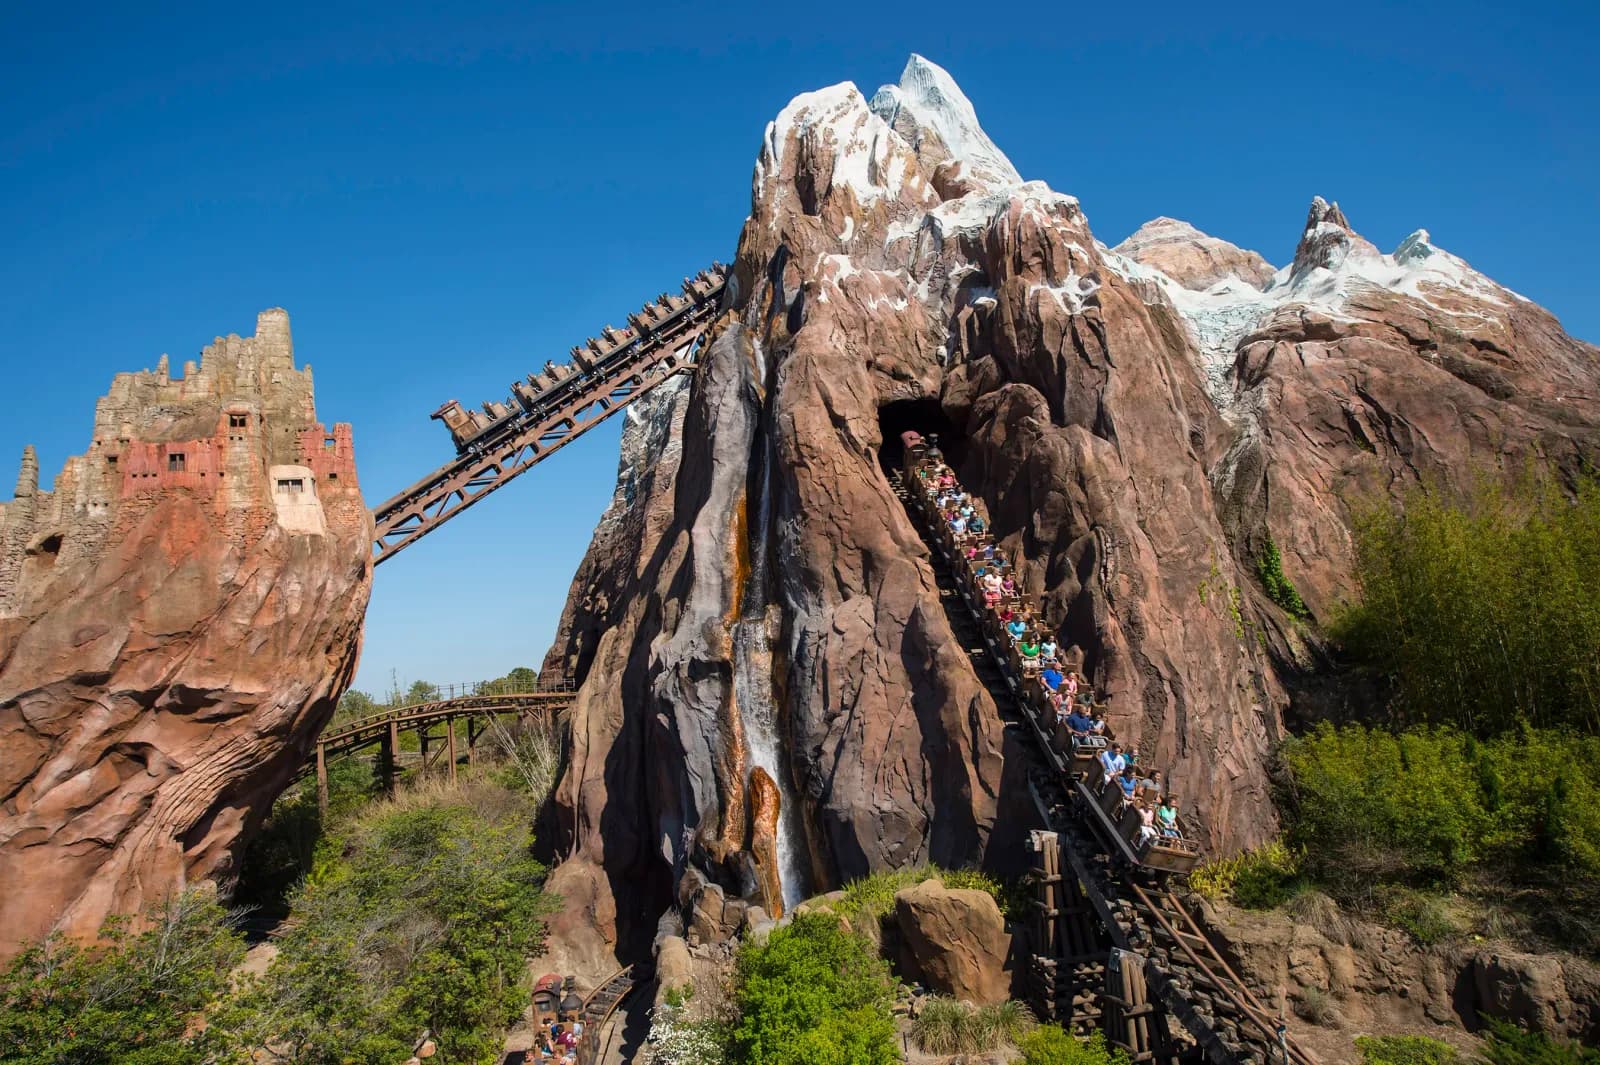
[542,55,1600,953]
[0,310,371,959]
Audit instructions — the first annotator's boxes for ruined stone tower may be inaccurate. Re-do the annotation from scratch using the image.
[0,310,372,957]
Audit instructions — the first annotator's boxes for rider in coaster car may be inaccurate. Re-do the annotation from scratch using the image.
[1040,663,1066,692]
[1065,703,1096,738]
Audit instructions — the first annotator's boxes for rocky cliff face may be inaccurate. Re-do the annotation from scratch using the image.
[543,56,1600,955]
[0,310,371,958]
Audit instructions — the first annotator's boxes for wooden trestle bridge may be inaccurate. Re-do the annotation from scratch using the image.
[300,681,574,811]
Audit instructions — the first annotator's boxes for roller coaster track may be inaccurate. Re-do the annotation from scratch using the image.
[297,686,573,807]
[369,265,727,564]
[890,470,1312,1065]
[576,964,646,1065]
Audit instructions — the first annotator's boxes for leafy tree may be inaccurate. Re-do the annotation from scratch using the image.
[224,786,552,1064]
[334,688,381,724]
[504,666,538,691]
[729,911,897,1065]
[0,889,245,1065]
[405,679,440,705]
[1335,472,1600,736]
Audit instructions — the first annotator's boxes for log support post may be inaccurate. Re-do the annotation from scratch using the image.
[384,719,400,793]
[316,743,329,815]
[447,715,458,784]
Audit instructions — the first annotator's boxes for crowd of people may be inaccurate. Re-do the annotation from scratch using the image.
[904,434,1194,861]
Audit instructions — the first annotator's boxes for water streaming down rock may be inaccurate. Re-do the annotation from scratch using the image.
[731,336,809,912]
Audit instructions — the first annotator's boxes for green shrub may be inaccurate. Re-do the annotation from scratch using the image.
[1479,1020,1600,1065]
[1188,840,1300,909]
[235,757,376,911]
[1257,536,1310,619]
[1335,472,1600,736]
[1355,1034,1460,1065]
[1380,887,1459,945]
[225,780,552,1064]
[730,911,898,1065]
[0,889,244,1065]
[1280,724,1600,893]
[1016,1024,1132,1065]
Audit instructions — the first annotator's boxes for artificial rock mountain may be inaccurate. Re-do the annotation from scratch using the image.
[541,55,1600,957]
[0,311,371,959]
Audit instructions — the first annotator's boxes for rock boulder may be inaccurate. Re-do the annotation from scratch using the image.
[892,878,1012,1004]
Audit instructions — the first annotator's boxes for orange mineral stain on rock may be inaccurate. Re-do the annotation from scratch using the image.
[748,765,784,918]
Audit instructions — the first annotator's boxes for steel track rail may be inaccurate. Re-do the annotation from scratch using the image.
[369,271,726,564]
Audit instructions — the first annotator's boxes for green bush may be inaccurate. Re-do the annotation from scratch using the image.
[1281,724,1600,892]
[0,890,245,1065]
[1335,472,1600,736]
[235,757,376,911]
[729,911,898,1065]
[1479,1019,1600,1065]
[1189,840,1300,909]
[225,780,552,1064]
[1257,536,1310,619]
[1355,1034,1460,1065]
[1380,887,1459,945]
[1016,1024,1131,1065]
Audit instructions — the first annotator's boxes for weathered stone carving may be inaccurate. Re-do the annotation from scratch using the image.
[0,309,371,959]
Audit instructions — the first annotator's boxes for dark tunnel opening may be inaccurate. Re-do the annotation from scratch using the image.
[877,397,966,479]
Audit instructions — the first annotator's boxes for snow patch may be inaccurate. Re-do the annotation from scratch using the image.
[868,54,1022,189]
[1104,217,1526,411]
[757,82,908,206]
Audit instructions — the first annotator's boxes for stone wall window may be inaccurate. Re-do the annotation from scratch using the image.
[276,478,305,494]
[229,413,249,429]
[168,453,186,472]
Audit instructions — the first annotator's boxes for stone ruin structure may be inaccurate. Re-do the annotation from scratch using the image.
[0,309,372,959]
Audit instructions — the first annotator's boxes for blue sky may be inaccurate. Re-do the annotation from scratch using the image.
[3,1,1595,695]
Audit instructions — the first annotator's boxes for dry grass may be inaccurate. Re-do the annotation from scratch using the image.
[1284,889,1357,947]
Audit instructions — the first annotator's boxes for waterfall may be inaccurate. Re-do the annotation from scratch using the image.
[731,346,809,911]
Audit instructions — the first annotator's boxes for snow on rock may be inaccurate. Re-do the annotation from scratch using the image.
[1113,216,1277,291]
[1108,198,1527,409]
[869,54,1022,189]
[755,82,918,209]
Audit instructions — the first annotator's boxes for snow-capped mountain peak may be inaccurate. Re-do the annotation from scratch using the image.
[869,54,1022,190]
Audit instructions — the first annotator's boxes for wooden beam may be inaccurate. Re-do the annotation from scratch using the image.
[385,719,400,793]
[316,744,329,815]
[447,716,458,784]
